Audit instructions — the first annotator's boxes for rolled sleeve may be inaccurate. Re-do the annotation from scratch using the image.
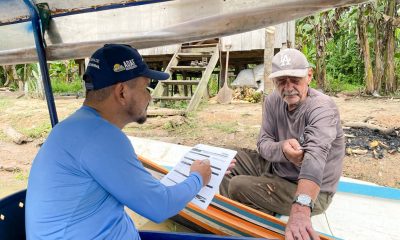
[298,101,339,185]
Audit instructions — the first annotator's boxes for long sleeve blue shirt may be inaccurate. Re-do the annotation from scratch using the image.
[25,106,202,239]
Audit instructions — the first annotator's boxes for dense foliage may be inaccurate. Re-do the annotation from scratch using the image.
[0,61,83,95]
[296,2,399,94]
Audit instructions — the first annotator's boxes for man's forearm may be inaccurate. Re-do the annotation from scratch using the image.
[295,179,320,200]
[285,179,322,240]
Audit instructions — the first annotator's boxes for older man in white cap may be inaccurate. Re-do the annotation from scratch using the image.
[220,48,345,240]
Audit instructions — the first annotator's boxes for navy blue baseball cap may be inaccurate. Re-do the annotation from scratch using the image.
[83,44,170,90]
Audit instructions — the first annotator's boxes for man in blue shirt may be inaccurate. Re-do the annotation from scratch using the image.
[25,44,212,239]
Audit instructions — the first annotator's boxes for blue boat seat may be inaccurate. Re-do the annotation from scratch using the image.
[0,189,27,240]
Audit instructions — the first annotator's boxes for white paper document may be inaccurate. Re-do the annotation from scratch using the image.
[160,144,237,209]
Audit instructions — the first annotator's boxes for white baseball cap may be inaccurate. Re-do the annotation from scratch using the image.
[268,48,310,79]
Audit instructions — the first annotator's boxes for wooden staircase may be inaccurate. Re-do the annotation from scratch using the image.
[151,43,219,115]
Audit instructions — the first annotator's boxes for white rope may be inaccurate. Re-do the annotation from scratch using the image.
[323,211,336,238]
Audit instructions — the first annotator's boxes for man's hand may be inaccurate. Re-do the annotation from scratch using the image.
[225,158,237,175]
[282,139,304,166]
[190,159,212,186]
[285,204,320,240]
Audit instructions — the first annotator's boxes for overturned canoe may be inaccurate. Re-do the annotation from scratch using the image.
[0,0,366,65]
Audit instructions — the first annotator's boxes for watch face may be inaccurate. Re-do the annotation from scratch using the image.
[297,194,312,205]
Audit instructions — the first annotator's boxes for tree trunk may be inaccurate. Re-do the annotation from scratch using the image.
[263,26,275,95]
[315,13,327,91]
[357,4,375,94]
[383,0,396,93]
[65,60,70,82]
[4,65,14,87]
[36,63,45,99]
[219,54,226,90]
[1,66,5,86]
[11,65,24,91]
[374,17,384,93]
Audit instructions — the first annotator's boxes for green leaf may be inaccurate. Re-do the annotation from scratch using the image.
[302,24,314,32]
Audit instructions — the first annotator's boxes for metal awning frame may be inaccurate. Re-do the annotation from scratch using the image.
[24,0,58,126]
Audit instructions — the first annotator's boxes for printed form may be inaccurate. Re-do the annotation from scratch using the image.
[160,144,237,209]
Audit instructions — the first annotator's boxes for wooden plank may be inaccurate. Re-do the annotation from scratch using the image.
[153,96,192,101]
[180,205,282,239]
[151,47,180,99]
[170,66,206,72]
[186,46,219,112]
[179,210,231,236]
[177,52,212,56]
[147,109,185,116]
[181,44,219,48]
[162,80,200,85]
[177,53,212,59]
[139,44,180,56]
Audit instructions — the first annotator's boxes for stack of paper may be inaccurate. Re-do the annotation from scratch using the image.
[161,144,237,209]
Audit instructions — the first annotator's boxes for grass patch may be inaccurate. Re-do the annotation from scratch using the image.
[195,100,209,112]
[14,170,29,181]
[51,78,83,94]
[162,121,176,131]
[162,117,199,137]
[310,79,363,93]
[163,118,196,131]
[19,122,51,139]
[208,74,219,97]
[0,98,12,112]
[0,130,9,141]
[162,100,188,110]
[207,122,238,134]
[328,81,363,93]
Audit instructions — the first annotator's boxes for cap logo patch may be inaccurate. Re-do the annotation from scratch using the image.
[123,59,137,70]
[88,58,100,69]
[90,58,100,63]
[88,63,100,69]
[113,64,125,72]
[280,54,291,67]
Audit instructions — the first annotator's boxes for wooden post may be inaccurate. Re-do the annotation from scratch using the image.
[219,54,226,89]
[263,26,275,95]
[76,59,86,78]
[83,58,90,92]
[36,63,45,99]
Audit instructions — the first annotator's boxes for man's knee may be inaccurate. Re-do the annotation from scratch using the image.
[227,176,251,200]
[312,192,334,215]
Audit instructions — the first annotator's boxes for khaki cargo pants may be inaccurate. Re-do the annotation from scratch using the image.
[219,148,333,216]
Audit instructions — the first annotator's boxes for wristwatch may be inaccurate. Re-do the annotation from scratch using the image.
[293,194,314,211]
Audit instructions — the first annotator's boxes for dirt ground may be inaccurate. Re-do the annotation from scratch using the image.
[1,92,400,199]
